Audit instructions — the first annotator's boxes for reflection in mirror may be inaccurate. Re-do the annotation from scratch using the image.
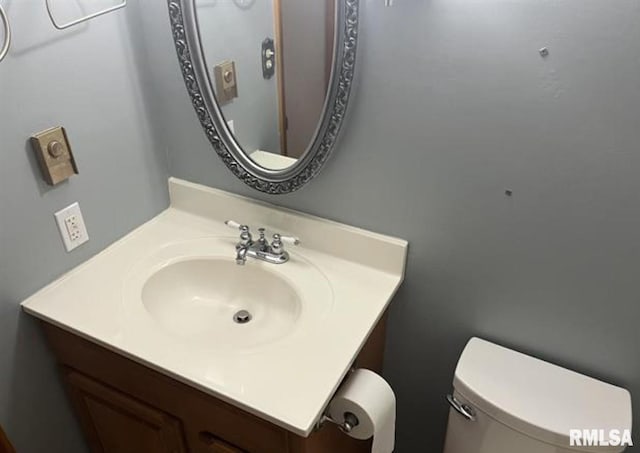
[169,0,358,193]
[195,0,335,171]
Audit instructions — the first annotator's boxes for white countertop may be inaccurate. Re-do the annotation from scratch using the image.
[249,150,298,170]
[21,178,407,437]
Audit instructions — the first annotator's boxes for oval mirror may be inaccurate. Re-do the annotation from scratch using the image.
[167,0,359,193]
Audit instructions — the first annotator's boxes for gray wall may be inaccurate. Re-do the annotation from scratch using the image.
[0,1,169,451]
[196,0,281,154]
[135,0,640,451]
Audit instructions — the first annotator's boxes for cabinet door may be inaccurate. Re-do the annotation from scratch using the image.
[63,369,187,453]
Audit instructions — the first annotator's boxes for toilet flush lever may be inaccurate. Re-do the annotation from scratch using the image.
[446,394,476,421]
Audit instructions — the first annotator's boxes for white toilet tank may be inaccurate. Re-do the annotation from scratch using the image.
[442,338,633,453]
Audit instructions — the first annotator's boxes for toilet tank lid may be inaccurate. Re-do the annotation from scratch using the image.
[453,338,633,453]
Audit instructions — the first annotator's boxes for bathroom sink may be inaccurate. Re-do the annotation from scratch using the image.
[141,258,302,348]
[123,237,334,352]
[21,178,407,436]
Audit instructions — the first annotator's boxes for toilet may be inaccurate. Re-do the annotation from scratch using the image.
[443,338,633,453]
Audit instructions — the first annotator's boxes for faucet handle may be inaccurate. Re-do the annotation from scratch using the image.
[239,225,253,245]
[271,234,284,255]
[225,220,242,230]
[279,235,300,246]
[271,233,300,256]
[226,220,253,244]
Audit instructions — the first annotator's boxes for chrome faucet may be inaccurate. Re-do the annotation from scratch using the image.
[225,220,299,265]
[234,225,253,265]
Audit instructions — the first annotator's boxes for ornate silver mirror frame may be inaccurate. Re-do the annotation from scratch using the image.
[167,0,359,194]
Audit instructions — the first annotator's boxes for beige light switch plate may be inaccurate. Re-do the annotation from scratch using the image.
[30,126,78,185]
[213,60,238,104]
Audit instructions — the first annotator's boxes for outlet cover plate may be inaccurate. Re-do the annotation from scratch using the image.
[54,202,89,252]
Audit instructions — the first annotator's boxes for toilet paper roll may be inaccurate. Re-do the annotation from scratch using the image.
[328,369,396,453]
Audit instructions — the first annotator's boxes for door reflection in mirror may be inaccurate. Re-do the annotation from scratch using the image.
[196,0,335,170]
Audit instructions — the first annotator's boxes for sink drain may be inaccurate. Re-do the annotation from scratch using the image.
[233,310,252,324]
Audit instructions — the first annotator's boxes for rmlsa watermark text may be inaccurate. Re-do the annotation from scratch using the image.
[569,429,633,447]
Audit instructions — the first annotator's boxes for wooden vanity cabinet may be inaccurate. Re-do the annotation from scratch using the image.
[62,370,188,453]
[42,315,386,453]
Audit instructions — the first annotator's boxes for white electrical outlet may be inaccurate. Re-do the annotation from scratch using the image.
[54,202,89,252]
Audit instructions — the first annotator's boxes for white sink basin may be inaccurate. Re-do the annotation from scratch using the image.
[123,237,333,353]
[141,258,301,348]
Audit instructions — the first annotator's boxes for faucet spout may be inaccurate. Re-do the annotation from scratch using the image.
[235,244,249,265]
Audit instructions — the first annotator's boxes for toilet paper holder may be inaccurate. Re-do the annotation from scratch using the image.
[316,366,360,433]
[317,411,360,434]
